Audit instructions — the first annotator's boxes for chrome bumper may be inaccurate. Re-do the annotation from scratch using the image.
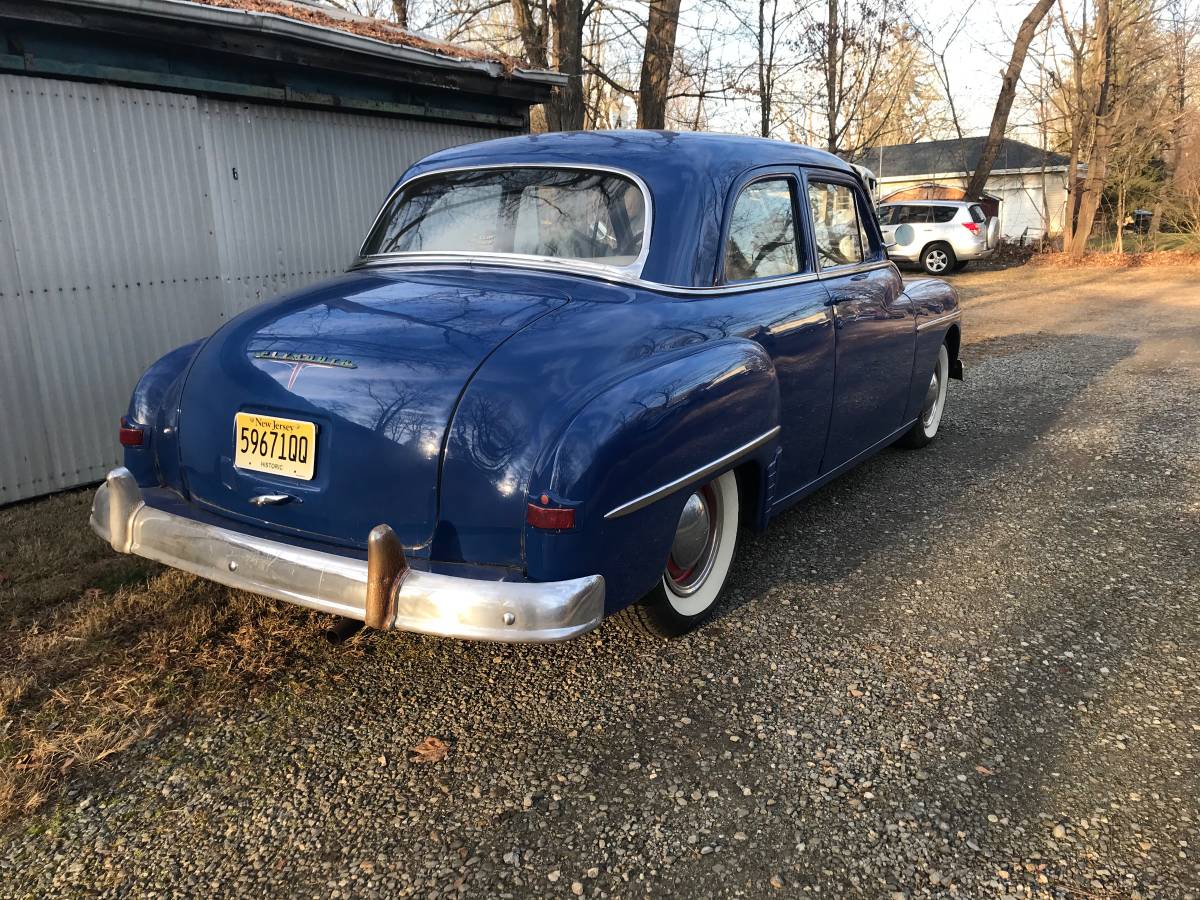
[89,468,604,642]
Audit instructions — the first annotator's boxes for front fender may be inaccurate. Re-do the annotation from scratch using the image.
[525,338,780,612]
[903,279,961,421]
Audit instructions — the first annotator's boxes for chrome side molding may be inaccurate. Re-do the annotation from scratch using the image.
[916,310,962,332]
[604,426,781,520]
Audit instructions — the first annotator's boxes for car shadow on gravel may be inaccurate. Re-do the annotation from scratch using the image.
[716,330,1139,618]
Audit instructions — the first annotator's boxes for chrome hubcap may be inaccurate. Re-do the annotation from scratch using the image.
[665,484,722,597]
[921,371,940,426]
[921,347,948,435]
[671,492,710,572]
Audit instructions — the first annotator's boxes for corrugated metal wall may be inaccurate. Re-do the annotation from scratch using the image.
[0,74,505,503]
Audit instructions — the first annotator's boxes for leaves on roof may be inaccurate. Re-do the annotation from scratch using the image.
[189,0,525,73]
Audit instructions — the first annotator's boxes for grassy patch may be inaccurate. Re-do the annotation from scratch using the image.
[0,488,356,826]
[1033,247,1200,268]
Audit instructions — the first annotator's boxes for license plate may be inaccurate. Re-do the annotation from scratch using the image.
[234,412,317,481]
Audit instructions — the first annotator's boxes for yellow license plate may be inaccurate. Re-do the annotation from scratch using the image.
[234,412,317,481]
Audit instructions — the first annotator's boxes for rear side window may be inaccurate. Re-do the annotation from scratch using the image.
[931,206,958,223]
[723,179,801,282]
[969,204,986,223]
[878,204,929,225]
[807,181,864,268]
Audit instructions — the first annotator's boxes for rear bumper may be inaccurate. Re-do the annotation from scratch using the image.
[888,243,996,263]
[89,468,604,642]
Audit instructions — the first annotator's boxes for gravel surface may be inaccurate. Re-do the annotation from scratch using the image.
[3,266,1199,898]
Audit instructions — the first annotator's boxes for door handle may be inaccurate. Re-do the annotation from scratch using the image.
[850,272,869,281]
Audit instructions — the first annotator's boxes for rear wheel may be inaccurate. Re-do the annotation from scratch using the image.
[898,343,950,449]
[627,470,740,637]
[920,242,956,275]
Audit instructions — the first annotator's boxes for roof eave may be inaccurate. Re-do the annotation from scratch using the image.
[875,165,1071,182]
[47,0,567,88]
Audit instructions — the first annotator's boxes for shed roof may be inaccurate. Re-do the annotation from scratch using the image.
[0,0,563,127]
[854,137,1070,179]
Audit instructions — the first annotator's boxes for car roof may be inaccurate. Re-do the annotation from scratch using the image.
[408,130,855,180]
[878,199,975,206]
[396,131,857,287]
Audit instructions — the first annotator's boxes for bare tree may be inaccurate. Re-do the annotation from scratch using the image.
[964,0,1056,199]
[807,0,925,156]
[637,0,683,128]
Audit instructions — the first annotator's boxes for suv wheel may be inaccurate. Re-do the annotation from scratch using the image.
[921,242,956,275]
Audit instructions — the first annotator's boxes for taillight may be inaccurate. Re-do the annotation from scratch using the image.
[119,418,145,447]
[962,222,980,235]
[526,497,575,530]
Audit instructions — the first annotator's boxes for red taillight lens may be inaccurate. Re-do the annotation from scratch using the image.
[962,222,980,234]
[119,419,145,447]
[526,502,575,530]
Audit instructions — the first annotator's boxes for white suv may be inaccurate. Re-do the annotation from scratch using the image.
[877,200,999,275]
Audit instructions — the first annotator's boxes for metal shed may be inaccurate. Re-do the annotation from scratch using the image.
[0,0,561,504]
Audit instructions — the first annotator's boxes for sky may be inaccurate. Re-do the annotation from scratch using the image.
[673,0,1050,141]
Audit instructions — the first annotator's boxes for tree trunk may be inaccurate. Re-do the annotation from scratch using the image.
[1069,118,1113,255]
[758,0,770,136]
[824,0,839,152]
[1114,182,1125,254]
[510,0,549,68]
[391,0,408,30]
[549,0,585,131]
[1067,0,1114,257]
[637,0,683,129]
[1062,130,1083,249]
[964,0,1055,200]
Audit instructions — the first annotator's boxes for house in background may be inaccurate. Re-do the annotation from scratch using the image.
[854,137,1073,242]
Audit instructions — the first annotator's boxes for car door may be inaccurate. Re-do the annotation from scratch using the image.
[716,170,835,494]
[803,173,914,473]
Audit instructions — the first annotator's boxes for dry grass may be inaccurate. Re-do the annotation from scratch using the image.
[0,488,355,827]
[1032,248,1200,268]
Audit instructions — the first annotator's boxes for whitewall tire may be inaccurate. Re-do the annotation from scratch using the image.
[628,470,740,637]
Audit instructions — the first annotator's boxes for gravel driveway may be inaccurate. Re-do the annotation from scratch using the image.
[3,265,1198,898]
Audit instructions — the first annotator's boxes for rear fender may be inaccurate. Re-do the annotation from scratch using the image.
[124,340,204,488]
[525,339,780,613]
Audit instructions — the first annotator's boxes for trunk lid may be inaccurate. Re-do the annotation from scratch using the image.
[177,270,567,549]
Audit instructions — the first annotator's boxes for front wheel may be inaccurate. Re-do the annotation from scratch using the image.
[627,470,740,637]
[898,343,950,449]
[920,242,956,275]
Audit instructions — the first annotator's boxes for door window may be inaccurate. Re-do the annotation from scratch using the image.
[807,181,865,268]
[723,178,801,282]
[931,206,958,223]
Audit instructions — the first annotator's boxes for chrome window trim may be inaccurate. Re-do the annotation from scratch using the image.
[349,254,896,297]
[916,310,962,332]
[356,162,655,280]
[604,426,781,520]
[719,171,807,286]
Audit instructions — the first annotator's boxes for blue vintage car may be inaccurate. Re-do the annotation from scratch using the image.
[91,131,962,641]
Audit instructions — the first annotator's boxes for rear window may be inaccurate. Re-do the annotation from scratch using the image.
[361,167,647,269]
[931,206,958,223]
[969,204,986,223]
